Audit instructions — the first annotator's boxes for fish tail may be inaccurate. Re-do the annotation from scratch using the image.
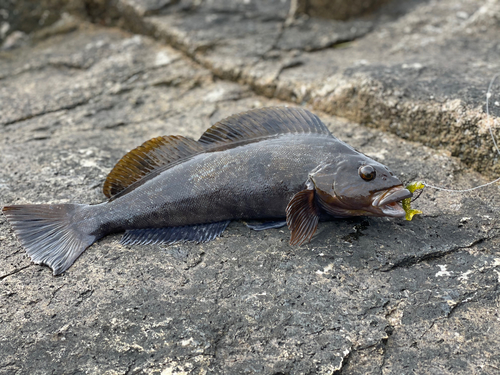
[2,204,98,275]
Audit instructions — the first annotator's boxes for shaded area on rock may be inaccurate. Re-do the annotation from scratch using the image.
[0,0,86,46]
[295,0,392,21]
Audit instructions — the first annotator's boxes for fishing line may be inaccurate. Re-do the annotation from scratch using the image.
[421,74,500,193]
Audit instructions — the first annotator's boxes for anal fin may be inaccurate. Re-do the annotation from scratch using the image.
[121,221,230,246]
[246,220,287,231]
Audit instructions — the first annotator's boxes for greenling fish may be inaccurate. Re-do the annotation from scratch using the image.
[2,107,412,275]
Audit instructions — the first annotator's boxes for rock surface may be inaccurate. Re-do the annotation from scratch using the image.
[112,0,500,178]
[0,0,85,46]
[1,2,500,375]
[295,0,390,21]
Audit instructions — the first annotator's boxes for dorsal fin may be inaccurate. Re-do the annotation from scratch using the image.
[103,135,204,198]
[103,107,331,199]
[198,106,331,145]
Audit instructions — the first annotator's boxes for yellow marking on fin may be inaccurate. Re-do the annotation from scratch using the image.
[403,181,425,221]
[103,136,203,199]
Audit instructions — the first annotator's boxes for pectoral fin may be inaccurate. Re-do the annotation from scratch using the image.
[286,189,319,246]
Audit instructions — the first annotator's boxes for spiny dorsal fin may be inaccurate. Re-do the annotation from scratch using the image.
[103,107,330,199]
[198,106,331,145]
[103,135,203,198]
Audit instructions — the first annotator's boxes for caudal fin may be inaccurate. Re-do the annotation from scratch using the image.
[2,204,97,275]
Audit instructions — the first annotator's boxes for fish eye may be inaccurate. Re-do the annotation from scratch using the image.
[359,165,376,181]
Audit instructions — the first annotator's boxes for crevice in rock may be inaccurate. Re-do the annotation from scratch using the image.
[2,97,94,127]
[0,361,17,370]
[379,328,392,373]
[124,358,137,375]
[446,287,497,319]
[47,285,65,306]
[332,346,353,375]
[382,237,486,271]
[0,264,31,281]
[415,288,493,342]
[0,60,91,82]
[4,248,23,260]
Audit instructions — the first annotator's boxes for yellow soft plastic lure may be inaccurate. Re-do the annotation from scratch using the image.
[403,181,425,221]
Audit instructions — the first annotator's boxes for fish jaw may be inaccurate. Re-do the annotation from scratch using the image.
[316,185,412,218]
[370,186,413,218]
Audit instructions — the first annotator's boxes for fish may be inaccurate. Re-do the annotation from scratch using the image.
[2,107,412,275]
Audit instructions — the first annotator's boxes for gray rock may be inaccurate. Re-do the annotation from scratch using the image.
[0,0,86,43]
[108,0,500,179]
[118,0,179,17]
[1,21,500,375]
[278,17,373,52]
[294,0,390,21]
[3,1,500,374]
[1,30,27,50]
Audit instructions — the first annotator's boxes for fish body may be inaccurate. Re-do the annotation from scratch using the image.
[3,107,411,275]
[91,135,356,231]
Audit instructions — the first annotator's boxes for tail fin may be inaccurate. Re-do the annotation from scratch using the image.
[2,204,97,275]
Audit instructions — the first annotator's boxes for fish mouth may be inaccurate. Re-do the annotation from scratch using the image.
[371,186,413,218]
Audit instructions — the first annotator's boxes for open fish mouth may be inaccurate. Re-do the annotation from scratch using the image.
[371,186,413,218]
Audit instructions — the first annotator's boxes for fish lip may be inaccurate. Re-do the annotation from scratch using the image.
[371,186,413,218]
[376,186,413,206]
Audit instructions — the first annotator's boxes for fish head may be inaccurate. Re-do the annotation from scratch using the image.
[309,157,412,218]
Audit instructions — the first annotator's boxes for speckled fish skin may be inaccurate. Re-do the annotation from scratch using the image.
[2,107,412,275]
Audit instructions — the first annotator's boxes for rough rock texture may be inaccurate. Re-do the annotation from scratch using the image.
[1,2,500,375]
[110,0,500,178]
[0,0,86,46]
[295,0,391,21]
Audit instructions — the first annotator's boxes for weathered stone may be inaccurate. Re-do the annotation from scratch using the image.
[108,0,500,179]
[0,0,86,44]
[2,0,500,374]
[295,0,390,21]
[278,17,373,51]
[118,0,178,17]
[0,30,27,50]
[1,22,500,375]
